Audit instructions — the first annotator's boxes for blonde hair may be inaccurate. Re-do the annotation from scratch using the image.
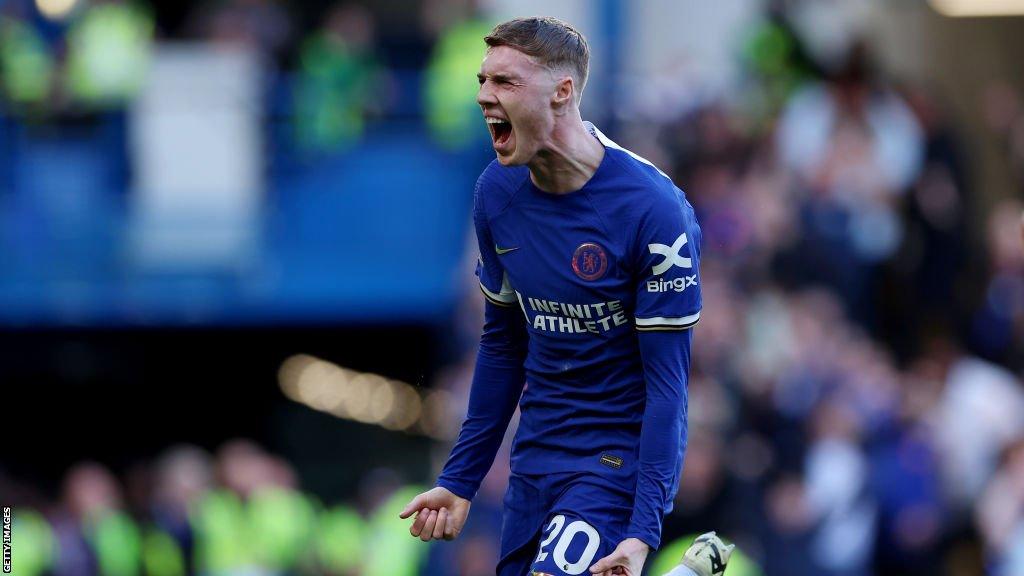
[485,16,590,102]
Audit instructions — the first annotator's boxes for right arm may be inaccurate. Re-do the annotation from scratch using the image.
[400,176,528,541]
[436,297,527,499]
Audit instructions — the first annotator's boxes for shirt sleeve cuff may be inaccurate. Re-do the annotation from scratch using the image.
[625,528,661,552]
[435,477,476,501]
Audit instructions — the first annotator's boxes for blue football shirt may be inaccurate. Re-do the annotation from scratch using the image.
[438,123,702,549]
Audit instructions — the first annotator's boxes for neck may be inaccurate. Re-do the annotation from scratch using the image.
[528,114,605,194]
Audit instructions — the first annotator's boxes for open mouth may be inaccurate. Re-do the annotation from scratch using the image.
[486,117,513,148]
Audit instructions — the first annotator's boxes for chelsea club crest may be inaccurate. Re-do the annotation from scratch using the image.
[572,242,608,281]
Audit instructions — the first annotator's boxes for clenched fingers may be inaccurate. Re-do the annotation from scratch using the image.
[432,507,448,540]
[420,509,439,542]
[444,513,458,540]
[410,507,430,537]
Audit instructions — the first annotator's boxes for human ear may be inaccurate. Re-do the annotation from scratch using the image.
[552,76,574,107]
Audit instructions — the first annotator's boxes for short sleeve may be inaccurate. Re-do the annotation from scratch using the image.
[633,190,702,330]
[474,178,517,307]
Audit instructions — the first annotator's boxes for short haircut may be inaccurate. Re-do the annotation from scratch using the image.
[484,16,590,103]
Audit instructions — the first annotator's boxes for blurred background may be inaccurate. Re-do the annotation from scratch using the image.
[1,0,1024,574]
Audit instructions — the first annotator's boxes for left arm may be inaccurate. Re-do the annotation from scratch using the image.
[626,190,701,551]
[592,188,702,574]
[626,328,692,549]
[591,330,692,574]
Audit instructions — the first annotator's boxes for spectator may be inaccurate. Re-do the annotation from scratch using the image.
[65,0,153,110]
[188,0,292,65]
[0,9,55,109]
[775,42,924,325]
[149,445,214,573]
[970,198,1024,366]
[53,462,141,576]
[977,438,1024,575]
[422,1,491,149]
[293,2,386,152]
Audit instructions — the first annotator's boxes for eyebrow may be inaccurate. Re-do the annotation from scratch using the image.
[477,72,519,83]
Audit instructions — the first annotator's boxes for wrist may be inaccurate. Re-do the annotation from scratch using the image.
[625,537,650,554]
[624,531,658,552]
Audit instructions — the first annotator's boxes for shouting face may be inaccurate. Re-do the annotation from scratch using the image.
[477,45,569,166]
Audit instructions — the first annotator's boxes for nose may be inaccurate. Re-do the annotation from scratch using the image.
[477,80,496,108]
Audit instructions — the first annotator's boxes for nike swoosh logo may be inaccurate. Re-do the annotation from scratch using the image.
[495,245,520,255]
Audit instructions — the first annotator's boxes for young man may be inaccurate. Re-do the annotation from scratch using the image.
[399,16,708,576]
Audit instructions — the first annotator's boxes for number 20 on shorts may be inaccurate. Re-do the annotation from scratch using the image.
[535,514,601,575]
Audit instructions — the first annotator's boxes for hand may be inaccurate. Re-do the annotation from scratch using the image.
[398,486,472,542]
[590,538,649,575]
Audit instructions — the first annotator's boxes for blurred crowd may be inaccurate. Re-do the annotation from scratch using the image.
[0,0,491,151]
[2,1,1024,576]
[644,16,1024,576]
[0,0,152,115]
[2,440,436,575]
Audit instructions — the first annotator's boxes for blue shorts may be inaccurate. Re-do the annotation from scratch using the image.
[497,471,635,576]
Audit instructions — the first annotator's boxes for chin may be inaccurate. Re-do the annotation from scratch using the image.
[494,150,526,167]
[495,154,521,166]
